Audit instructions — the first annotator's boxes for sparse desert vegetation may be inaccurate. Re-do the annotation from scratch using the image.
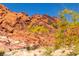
[0,4,79,56]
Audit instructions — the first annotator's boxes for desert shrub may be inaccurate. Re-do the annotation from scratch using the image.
[0,47,5,56]
[73,44,79,55]
[43,47,54,56]
[26,45,38,51]
[29,25,49,33]
[0,51,4,56]
[52,9,79,50]
[53,29,65,49]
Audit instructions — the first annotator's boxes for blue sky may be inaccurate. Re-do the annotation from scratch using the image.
[2,3,79,17]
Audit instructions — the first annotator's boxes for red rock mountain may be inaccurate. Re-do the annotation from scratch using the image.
[0,4,60,34]
[0,4,60,50]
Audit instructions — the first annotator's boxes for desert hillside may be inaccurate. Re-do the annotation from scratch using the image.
[0,4,79,56]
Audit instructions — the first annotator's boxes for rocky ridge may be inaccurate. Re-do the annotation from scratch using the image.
[0,4,61,56]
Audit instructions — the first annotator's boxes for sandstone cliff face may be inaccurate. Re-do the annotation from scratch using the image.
[0,4,60,52]
[0,4,31,34]
[0,4,60,34]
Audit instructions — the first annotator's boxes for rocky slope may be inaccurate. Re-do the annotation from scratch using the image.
[0,4,79,56]
[0,4,62,56]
